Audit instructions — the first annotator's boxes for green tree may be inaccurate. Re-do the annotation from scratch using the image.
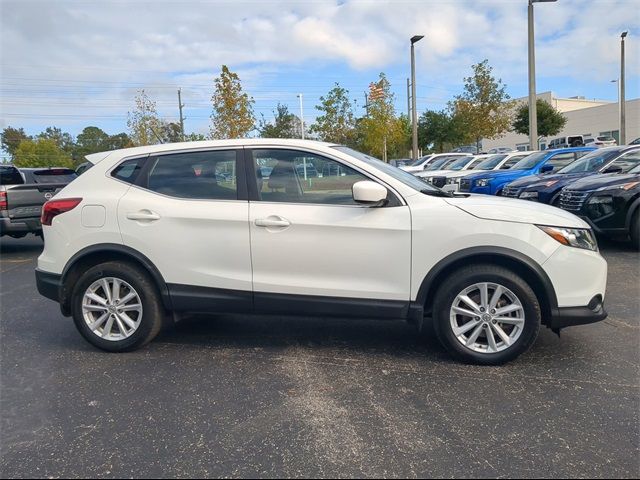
[450,59,514,150]
[127,90,162,146]
[159,122,183,143]
[258,103,300,138]
[73,126,110,161]
[184,132,207,142]
[210,65,255,139]
[1,127,31,159]
[356,73,407,160]
[310,83,356,145]
[104,132,133,150]
[36,126,74,155]
[418,110,465,153]
[512,99,567,137]
[13,138,73,168]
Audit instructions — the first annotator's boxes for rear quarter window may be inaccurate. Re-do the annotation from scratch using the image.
[111,157,147,184]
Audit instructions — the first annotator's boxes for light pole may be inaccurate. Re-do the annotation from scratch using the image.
[611,79,621,143]
[528,0,557,151]
[297,93,305,140]
[620,31,628,144]
[410,35,424,161]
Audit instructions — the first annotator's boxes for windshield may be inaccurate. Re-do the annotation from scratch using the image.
[474,154,507,170]
[446,156,473,171]
[558,148,622,174]
[333,146,441,193]
[511,151,548,170]
[629,164,640,174]
[409,154,433,167]
[424,157,454,171]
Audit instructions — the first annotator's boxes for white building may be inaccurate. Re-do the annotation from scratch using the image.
[483,91,639,151]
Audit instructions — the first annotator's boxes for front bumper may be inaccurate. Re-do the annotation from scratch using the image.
[548,295,607,329]
[35,268,62,303]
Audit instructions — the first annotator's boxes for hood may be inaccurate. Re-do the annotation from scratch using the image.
[464,169,526,181]
[565,172,640,191]
[400,165,423,173]
[509,172,594,189]
[416,169,456,177]
[444,194,589,228]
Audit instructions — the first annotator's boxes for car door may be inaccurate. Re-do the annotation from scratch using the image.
[541,151,581,173]
[117,148,253,311]
[246,147,412,317]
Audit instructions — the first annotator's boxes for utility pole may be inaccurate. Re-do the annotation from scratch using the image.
[407,78,411,118]
[364,92,369,116]
[620,31,628,144]
[178,88,185,142]
[410,35,424,161]
[297,94,305,139]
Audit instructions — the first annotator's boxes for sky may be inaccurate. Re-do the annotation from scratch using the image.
[1,0,639,148]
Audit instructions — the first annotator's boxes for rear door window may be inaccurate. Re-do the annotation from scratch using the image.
[546,152,577,171]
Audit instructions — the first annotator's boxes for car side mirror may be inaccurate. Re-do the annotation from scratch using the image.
[352,181,388,207]
[540,164,554,174]
[603,165,623,174]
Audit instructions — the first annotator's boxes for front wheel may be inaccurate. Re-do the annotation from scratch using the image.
[71,261,164,352]
[432,264,541,365]
[630,212,640,250]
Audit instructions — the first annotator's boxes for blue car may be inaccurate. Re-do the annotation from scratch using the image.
[459,147,595,195]
[502,146,640,205]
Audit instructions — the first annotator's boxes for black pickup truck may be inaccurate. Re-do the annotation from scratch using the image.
[0,165,77,239]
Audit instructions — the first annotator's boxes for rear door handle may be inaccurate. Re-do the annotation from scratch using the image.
[126,210,161,221]
[255,216,291,228]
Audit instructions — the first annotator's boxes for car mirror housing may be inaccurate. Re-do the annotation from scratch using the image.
[540,165,554,174]
[352,181,388,207]
[603,165,623,174]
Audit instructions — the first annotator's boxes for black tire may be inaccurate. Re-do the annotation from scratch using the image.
[71,261,164,352]
[432,264,541,365]
[630,212,640,250]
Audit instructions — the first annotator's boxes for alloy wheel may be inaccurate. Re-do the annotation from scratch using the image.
[81,277,143,341]
[449,282,525,354]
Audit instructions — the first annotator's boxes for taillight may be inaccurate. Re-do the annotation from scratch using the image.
[0,191,6,211]
[41,198,82,226]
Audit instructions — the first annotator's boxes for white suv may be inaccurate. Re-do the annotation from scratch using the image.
[36,140,608,365]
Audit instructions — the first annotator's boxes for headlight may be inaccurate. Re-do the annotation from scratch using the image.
[476,178,490,187]
[519,191,539,200]
[587,195,614,218]
[595,181,639,192]
[537,225,598,251]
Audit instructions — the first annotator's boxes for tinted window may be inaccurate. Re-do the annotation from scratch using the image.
[559,148,620,173]
[501,155,527,169]
[475,154,507,170]
[547,152,577,171]
[511,151,548,170]
[0,166,24,185]
[112,157,146,184]
[613,150,640,172]
[252,149,368,205]
[147,150,237,200]
[446,156,473,171]
[31,168,77,184]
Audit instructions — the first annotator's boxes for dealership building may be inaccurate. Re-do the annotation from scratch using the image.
[482,91,639,152]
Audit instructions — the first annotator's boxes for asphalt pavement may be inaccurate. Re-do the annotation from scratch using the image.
[1,235,639,478]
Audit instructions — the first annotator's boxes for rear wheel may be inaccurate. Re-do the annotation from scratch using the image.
[71,261,164,352]
[432,264,541,365]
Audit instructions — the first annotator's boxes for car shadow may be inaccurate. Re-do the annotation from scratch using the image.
[0,236,43,255]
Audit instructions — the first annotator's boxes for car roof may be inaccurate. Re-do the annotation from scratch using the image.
[85,139,339,164]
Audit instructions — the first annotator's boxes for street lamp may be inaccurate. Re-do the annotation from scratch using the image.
[528,0,557,151]
[620,31,628,144]
[297,93,305,140]
[410,35,424,160]
[611,79,620,143]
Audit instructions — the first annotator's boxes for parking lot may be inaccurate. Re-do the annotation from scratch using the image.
[0,235,638,478]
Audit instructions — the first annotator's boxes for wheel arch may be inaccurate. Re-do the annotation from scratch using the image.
[60,243,171,316]
[417,247,559,325]
[624,196,640,230]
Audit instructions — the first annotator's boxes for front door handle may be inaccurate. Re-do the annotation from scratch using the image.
[127,210,161,221]
[255,216,291,228]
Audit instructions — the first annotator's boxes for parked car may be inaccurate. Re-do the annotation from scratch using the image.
[451,145,479,154]
[630,138,640,145]
[36,139,608,365]
[460,147,596,195]
[487,147,515,154]
[439,152,534,193]
[417,154,492,187]
[584,136,617,148]
[548,135,588,148]
[389,158,411,168]
[295,161,318,178]
[502,146,640,205]
[76,162,92,175]
[400,153,470,173]
[1,165,77,239]
[558,163,640,249]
